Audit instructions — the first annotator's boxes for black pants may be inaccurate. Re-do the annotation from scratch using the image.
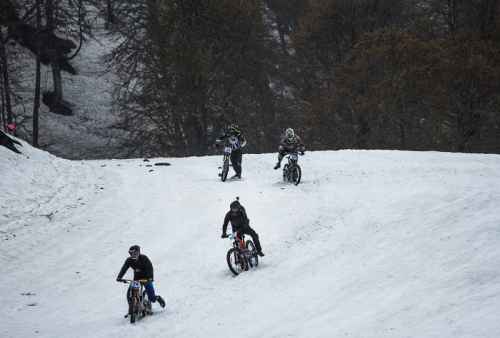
[230,148,243,176]
[237,226,262,253]
[277,148,291,163]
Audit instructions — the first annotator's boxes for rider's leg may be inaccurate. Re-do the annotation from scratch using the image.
[144,281,157,303]
[230,149,243,177]
[242,226,263,254]
[274,147,286,169]
[145,281,166,308]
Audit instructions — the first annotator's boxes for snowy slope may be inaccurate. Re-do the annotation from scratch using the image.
[1,145,500,338]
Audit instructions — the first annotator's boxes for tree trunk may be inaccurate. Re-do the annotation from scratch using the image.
[480,0,498,35]
[33,0,42,147]
[0,35,13,124]
[46,0,54,30]
[46,0,63,108]
[0,76,5,131]
[447,0,457,33]
[106,0,115,29]
[51,57,62,103]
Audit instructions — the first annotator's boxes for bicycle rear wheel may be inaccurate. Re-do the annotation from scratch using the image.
[227,248,246,275]
[246,241,259,268]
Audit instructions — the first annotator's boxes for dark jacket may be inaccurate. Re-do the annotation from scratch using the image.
[117,254,154,281]
[279,135,305,152]
[217,131,247,150]
[222,206,249,234]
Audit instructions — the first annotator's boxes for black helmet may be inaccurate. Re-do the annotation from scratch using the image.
[230,200,240,212]
[128,245,140,259]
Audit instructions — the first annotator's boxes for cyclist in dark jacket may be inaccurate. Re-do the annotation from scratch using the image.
[274,128,305,170]
[221,199,264,256]
[116,245,165,308]
[216,124,247,179]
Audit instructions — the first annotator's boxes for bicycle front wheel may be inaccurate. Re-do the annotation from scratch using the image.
[292,164,301,185]
[227,248,246,275]
[130,299,138,324]
[282,164,289,182]
[221,156,229,182]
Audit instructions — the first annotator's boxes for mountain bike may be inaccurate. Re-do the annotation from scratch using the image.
[283,151,302,185]
[120,279,153,324]
[226,232,259,276]
[217,136,241,181]
[218,141,232,182]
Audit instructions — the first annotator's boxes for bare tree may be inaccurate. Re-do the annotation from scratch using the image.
[33,0,42,146]
[0,32,13,125]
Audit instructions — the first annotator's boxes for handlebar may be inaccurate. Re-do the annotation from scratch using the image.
[229,233,245,240]
[287,152,304,158]
[118,279,151,284]
[221,233,241,240]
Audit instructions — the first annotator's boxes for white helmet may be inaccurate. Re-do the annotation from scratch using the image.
[285,128,295,139]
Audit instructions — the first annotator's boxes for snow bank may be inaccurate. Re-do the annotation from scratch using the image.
[0,138,101,245]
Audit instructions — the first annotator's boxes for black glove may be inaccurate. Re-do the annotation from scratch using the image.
[221,233,228,238]
[300,151,305,155]
[116,278,124,283]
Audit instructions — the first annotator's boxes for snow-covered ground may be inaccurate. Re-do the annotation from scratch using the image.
[2,141,500,338]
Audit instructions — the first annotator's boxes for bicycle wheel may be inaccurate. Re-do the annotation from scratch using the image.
[246,241,259,268]
[282,164,289,182]
[221,156,229,182]
[292,164,301,185]
[227,248,246,275]
[130,299,138,324]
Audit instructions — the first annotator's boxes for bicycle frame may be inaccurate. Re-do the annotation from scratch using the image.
[129,280,144,300]
[229,232,246,250]
[226,232,258,275]
[284,152,299,176]
[287,152,299,166]
[228,233,257,261]
[121,279,151,322]
[223,145,232,162]
[218,138,236,158]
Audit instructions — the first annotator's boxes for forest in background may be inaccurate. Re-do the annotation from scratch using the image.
[1,0,499,158]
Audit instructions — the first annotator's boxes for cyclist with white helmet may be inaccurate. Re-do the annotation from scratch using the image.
[273,128,305,170]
